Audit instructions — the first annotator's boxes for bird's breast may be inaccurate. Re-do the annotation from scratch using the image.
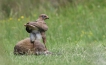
[32,30,42,40]
[36,32,42,40]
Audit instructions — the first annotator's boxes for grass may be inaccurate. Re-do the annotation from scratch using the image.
[0,4,106,65]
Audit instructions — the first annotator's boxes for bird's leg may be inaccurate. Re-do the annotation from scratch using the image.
[43,37,46,45]
[30,33,36,44]
[29,33,35,49]
[41,32,47,50]
[43,38,47,50]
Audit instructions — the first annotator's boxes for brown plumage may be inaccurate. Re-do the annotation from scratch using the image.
[24,14,49,47]
[14,38,51,55]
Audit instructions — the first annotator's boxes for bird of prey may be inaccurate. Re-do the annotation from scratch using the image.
[24,14,49,46]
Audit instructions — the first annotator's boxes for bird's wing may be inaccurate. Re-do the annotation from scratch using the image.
[33,22,48,31]
[24,22,38,33]
[24,24,36,29]
[25,22,48,31]
[26,26,32,33]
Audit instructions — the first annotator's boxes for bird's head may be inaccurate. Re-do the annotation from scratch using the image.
[39,14,49,20]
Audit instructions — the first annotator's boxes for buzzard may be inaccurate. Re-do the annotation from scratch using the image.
[24,14,49,48]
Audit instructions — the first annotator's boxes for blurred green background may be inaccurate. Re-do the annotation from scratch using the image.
[0,0,106,65]
[0,0,72,18]
[0,0,105,19]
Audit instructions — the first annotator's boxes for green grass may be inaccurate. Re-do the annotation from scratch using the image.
[1,4,106,65]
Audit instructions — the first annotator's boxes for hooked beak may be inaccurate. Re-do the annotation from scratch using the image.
[24,24,27,26]
[46,16,49,19]
[47,17,49,19]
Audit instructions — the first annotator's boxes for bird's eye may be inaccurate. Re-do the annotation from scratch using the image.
[44,16,46,17]
[42,16,46,18]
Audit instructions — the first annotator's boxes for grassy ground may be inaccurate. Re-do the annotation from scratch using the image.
[0,4,106,65]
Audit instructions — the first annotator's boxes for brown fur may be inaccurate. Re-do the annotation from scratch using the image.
[14,38,50,55]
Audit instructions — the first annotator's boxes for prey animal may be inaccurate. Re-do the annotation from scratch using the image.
[14,38,51,55]
[24,14,49,47]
